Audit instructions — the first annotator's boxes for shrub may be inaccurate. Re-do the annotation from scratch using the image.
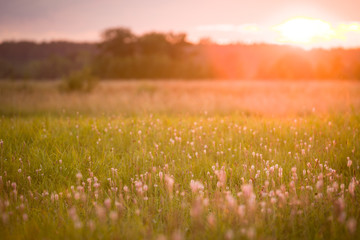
[61,68,98,92]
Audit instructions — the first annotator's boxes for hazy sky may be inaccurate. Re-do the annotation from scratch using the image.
[1,0,360,48]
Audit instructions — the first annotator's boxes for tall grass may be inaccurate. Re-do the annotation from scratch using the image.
[0,113,359,239]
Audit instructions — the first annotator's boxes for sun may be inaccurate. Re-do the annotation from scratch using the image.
[274,17,335,44]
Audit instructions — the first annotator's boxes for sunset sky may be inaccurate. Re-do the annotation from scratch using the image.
[1,0,360,48]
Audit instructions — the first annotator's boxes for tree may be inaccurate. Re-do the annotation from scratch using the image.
[138,32,171,56]
[99,27,137,57]
[167,33,190,59]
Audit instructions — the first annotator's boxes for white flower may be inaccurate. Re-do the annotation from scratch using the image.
[190,180,204,193]
[76,172,82,180]
[347,158,352,168]
[347,218,357,234]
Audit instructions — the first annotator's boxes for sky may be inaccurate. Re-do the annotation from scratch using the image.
[1,0,360,48]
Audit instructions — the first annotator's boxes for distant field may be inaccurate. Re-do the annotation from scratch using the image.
[1,80,360,116]
[0,80,359,239]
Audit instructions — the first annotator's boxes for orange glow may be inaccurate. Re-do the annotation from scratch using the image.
[273,17,335,44]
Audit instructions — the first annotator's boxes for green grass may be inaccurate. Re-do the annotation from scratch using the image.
[0,112,359,239]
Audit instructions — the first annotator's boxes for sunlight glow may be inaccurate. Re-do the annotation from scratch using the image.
[273,17,335,43]
[194,18,360,48]
[338,22,360,32]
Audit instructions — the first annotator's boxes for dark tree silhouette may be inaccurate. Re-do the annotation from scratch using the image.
[137,32,171,56]
[1,27,360,80]
[100,27,137,57]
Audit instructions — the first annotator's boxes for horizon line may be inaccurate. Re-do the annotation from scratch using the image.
[1,37,360,51]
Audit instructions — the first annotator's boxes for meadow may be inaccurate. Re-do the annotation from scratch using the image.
[0,80,359,239]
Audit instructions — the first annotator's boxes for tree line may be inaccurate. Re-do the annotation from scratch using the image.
[0,27,360,80]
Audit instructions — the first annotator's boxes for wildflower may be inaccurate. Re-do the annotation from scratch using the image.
[190,197,203,219]
[225,229,234,240]
[95,205,107,222]
[109,211,118,221]
[215,169,226,187]
[74,192,80,200]
[241,184,253,198]
[347,218,357,234]
[135,209,140,215]
[172,230,184,240]
[87,220,95,231]
[334,198,346,223]
[338,211,346,223]
[190,180,204,193]
[226,193,237,208]
[157,234,167,240]
[247,227,256,239]
[104,198,111,209]
[242,184,256,211]
[207,213,216,227]
[164,174,174,193]
[134,180,144,195]
[68,207,78,222]
[316,180,323,190]
[74,221,83,229]
[76,172,82,180]
[2,213,8,224]
[238,205,246,217]
[349,178,356,197]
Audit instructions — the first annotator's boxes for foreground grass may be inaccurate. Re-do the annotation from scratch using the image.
[0,113,359,239]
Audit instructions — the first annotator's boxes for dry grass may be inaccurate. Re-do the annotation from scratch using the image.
[1,80,360,116]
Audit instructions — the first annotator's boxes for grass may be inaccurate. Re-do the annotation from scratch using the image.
[0,80,359,239]
[1,80,360,116]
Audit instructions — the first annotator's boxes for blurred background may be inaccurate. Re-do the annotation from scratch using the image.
[1,0,360,116]
[1,0,360,80]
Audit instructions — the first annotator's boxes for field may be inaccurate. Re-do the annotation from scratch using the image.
[0,80,360,239]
